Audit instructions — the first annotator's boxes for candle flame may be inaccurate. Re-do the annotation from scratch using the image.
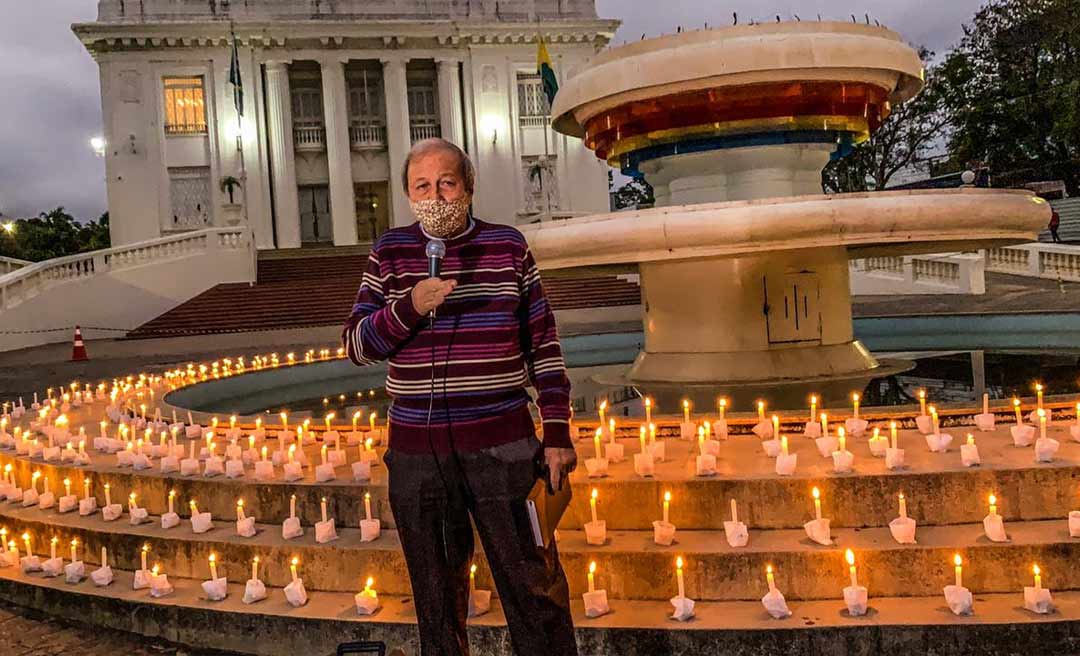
[142,543,149,553]
[719,398,727,407]
[810,395,817,404]
[1013,397,1020,407]
[1033,563,1041,576]
[898,492,904,501]
[644,398,652,408]
[766,564,773,574]
[954,554,962,567]
[812,486,820,500]
[1036,383,1043,392]
[663,490,671,503]
[918,389,925,399]
[594,427,602,438]
[470,563,477,574]
[591,488,598,500]
[291,556,299,567]
[1038,408,1046,418]
[21,532,29,542]
[169,489,176,498]
[589,561,596,574]
[209,553,216,564]
[366,576,374,588]
[989,493,997,506]
[757,400,764,410]
[845,549,855,566]
[237,498,244,507]
[599,400,608,412]
[253,556,259,564]
[682,399,689,409]
[852,392,859,402]
[676,556,684,569]
[71,538,78,547]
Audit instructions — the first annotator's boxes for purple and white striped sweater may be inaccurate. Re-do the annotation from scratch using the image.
[341,218,572,454]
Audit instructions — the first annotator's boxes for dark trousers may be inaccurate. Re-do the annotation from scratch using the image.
[385,437,577,656]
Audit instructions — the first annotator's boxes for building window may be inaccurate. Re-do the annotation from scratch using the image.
[290,79,326,150]
[522,155,559,214]
[348,69,387,149]
[407,81,440,142]
[163,76,207,135]
[517,73,549,126]
[168,166,211,230]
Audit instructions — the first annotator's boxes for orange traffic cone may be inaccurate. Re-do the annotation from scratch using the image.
[70,326,89,361]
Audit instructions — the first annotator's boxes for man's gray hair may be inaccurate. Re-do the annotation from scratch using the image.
[401,138,476,195]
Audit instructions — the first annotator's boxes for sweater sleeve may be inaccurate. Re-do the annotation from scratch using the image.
[341,247,426,366]
[517,245,573,449]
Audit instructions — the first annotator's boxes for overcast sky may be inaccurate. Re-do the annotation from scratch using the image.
[0,0,984,222]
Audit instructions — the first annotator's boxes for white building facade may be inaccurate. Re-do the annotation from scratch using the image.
[74,0,617,250]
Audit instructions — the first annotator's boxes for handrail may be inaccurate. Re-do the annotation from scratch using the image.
[0,227,255,310]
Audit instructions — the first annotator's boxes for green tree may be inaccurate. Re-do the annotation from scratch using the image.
[0,208,111,262]
[822,47,948,193]
[611,178,655,210]
[940,0,1080,193]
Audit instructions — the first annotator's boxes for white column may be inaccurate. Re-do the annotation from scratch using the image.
[321,58,358,246]
[382,57,412,228]
[436,57,465,147]
[264,61,302,248]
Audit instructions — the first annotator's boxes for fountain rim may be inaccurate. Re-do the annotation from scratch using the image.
[519,188,1049,271]
[551,21,925,138]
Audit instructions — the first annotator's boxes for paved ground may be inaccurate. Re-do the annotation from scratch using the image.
[853,272,1080,317]
[0,599,240,655]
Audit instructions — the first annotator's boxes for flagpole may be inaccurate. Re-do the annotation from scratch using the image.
[539,31,551,219]
[230,22,249,230]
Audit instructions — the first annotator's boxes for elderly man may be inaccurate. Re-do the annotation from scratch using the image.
[342,138,578,656]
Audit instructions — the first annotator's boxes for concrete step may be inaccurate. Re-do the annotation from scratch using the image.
[2,502,1078,601]
[1,567,1078,656]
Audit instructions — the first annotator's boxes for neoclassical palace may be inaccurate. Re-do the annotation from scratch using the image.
[74,0,617,249]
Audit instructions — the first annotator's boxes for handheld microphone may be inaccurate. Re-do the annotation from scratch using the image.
[426,239,446,279]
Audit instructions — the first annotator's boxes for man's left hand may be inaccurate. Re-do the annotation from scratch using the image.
[544,447,577,493]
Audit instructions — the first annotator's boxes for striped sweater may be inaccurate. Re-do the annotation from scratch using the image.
[341,218,573,454]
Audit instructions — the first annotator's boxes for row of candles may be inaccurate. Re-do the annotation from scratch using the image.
[0,527,382,612]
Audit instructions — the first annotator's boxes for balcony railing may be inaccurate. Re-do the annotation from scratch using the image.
[519,115,548,128]
[349,123,387,150]
[409,122,441,144]
[294,125,326,151]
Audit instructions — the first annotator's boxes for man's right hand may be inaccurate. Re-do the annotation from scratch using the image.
[411,277,457,315]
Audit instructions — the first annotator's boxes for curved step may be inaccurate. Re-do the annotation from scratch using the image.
[1,567,1078,656]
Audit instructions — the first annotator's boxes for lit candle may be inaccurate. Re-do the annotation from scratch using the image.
[781,435,788,456]
[1036,383,1044,410]
[890,421,898,449]
[598,400,608,426]
[352,411,360,433]
[771,414,779,437]
[83,478,91,501]
[100,546,107,567]
[190,499,199,515]
[587,561,596,593]
[918,389,927,416]
[252,556,259,581]
[236,498,245,521]
[590,488,598,524]
[852,393,860,419]
[846,549,858,587]
[757,401,765,421]
[290,556,299,582]
[989,493,997,517]
[967,433,975,447]
[369,411,377,431]
[649,422,656,445]
[70,539,78,563]
[809,395,817,421]
[50,536,57,560]
[63,478,71,497]
[718,397,727,420]
[766,564,776,593]
[469,563,477,592]
[593,429,602,460]
[954,554,963,588]
[703,420,711,439]
[363,576,375,595]
[261,446,268,462]
[644,397,652,425]
[167,489,175,514]
[983,393,990,415]
[682,400,690,423]
[1033,563,1042,591]
[324,412,335,434]
[230,415,237,430]
[364,492,372,521]
[290,494,297,519]
[639,425,647,454]
[129,492,137,510]
[675,556,685,598]
[318,444,325,465]
[104,483,111,507]
[608,418,616,443]
[22,532,31,558]
[321,497,328,523]
[280,411,288,433]
[820,413,829,438]
[930,405,939,435]
[248,435,255,451]
[209,553,218,580]
[1038,409,1047,440]
[1013,398,1023,426]
[898,492,907,519]
[662,490,671,524]
[812,487,821,520]
[838,426,846,453]
[141,543,149,570]
[730,498,738,524]
[1076,403,1080,428]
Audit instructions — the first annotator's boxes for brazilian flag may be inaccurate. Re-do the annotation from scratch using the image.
[537,37,558,110]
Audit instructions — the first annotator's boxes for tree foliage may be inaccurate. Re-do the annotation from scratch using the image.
[823,47,949,193]
[939,0,1080,194]
[0,208,110,262]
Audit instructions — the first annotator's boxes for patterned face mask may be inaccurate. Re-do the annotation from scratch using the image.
[410,197,471,238]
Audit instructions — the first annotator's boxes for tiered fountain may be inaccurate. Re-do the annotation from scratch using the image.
[0,21,1072,656]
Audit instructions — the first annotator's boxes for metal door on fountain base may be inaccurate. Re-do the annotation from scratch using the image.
[764,271,822,344]
[299,185,333,244]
